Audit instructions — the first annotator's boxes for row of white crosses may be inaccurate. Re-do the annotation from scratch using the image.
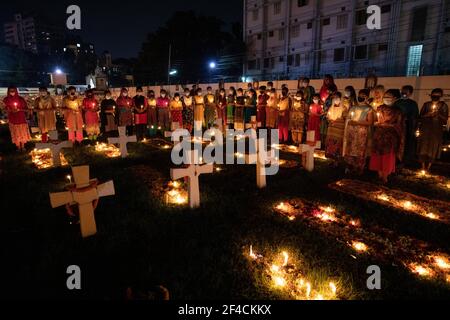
[49,166,115,238]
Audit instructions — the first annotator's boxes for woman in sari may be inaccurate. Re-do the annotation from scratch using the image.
[3,86,31,150]
[325,92,347,165]
[417,88,449,171]
[319,75,338,148]
[307,94,323,143]
[369,89,404,183]
[182,88,194,133]
[289,90,307,145]
[344,89,375,174]
[266,88,279,130]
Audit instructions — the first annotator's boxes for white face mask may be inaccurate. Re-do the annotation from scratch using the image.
[105,95,111,99]
[185,92,190,97]
[161,94,166,98]
[123,93,128,97]
[198,92,203,96]
[333,99,341,105]
[344,92,351,98]
[175,98,180,102]
[383,98,393,106]
[313,99,319,104]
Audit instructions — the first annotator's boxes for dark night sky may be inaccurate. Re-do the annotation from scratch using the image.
[0,0,243,58]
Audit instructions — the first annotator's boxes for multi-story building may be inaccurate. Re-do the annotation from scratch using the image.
[243,0,450,80]
[4,13,65,55]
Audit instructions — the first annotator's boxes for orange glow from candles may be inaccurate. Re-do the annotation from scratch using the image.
[352,241,368,252]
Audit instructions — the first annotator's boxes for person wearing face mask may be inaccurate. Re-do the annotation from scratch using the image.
[417,88,449,171]
[204,87,217,129]
[325,92,347,165]
[193,88,206,130]
[257,86,269,129]
[245,89,257,129]
[343,89,375,174]
[157,89,171,131]
[298,77,315,107]
[371,85,385,111]
[277,87,291,143]
[266,88,279,129]
[369,89,404,183]
[396,85,419,165]
[343,86,357,111]
[100,90,117,136]
[116,87,134,136]
[3,86,31,150]
[169,93,183,130]
[289,90,307,144]
[182,88,194,133]
[147,90,157,133]
[216,88,227,129]
[234,88,246,131]
[82,89,100,141]
[63,86,84,143]
[226,87,236,129]
[133,87,148,141]
[34,87,57,143]
[307,94,323,144]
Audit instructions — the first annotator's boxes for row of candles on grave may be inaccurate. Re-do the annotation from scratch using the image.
[274,202,450,282]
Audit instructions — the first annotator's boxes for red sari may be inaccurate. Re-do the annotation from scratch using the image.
[307,103,322,142]
[3,91,30,148]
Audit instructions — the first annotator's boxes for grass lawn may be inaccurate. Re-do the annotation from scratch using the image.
[1,124,450,300]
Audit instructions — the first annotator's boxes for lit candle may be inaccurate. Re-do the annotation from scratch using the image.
[66,175,72,184]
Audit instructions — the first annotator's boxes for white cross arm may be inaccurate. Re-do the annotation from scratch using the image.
[50,191,74,208]
[97,181,115,198]
[196,164,214,175]
[170,167,192,181]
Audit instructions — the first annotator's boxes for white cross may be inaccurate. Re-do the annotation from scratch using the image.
[298,130,321,172]
[49,166,115,238]
[170,150,213,209]
[35,140,73,167]
[48,130,58,141]
[246,138,278,189]
[108,126,137,158]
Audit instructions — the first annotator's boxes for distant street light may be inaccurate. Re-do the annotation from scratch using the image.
[55,68,63,75]
[169,69,178,76]
[209,61,216,69]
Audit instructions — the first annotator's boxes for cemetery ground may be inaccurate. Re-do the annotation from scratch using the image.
[1,124,450,300]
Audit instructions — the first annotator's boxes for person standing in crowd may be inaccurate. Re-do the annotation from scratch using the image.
[320,75,338,148]
[289,90,307,145]
[3,86,31,150]
[266,88,279,130]
[396,85,419,165]
[369,89,404,183]
[34,87,57,142]
[371,85,385,111]
[133,87,148,141]
[266,81,274,91]
[82,89,100,141]
[193,88,205,131]
[257,86,269,129]
[344,89,375,174]
[298,77,315,107]
[325,92,347,166]
[226,87,236,130]
[343,86,357,111]
[157,89,170,131]
[169,93,183,130]
[234,88,246,131]
[204,87,217,129]
[100,90,117,137]
[190,84,198,97]
[116,88,134,136]
[216,88,227,129]
[147,90,158,130]
[182,88,194,133]
[63,86,84,144]
[307,94,323,143]
[278,87,290,143]
[245,89,257,128]
[417,88,449,171]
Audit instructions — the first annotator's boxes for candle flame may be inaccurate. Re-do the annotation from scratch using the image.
[433,256,450,270]
[282,251,289,267]
[273,276,286,287]
[329,282,337,295]
[352,241,368,252]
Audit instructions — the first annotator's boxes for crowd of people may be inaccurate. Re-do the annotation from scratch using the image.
[1,75,449,183]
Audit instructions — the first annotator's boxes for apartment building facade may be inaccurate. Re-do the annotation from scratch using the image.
[243,0,450,80]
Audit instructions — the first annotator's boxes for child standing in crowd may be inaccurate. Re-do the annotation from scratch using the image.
[307,94,323,143]
[234,88,246,131]
[289,90,307,145]
[100,90,117,136]
[257,86,268,128]
[133,87,148,141]
[182,88,194,133]
[266,88,278,130]
[245,89,257,129]
[3,87,31,150]
[82,89,100,141]
[299,77,315,107]
[116,88,134,136]
[325,92,347,166]
[34,87,57,142]
[170,93,183,130]
[64,86,84,143]
[278,87,290,143]
[147,90,158,130]
[157,89,170,131]
[216,88,227,129]
[204,87,217,129]
[194,88,205,131]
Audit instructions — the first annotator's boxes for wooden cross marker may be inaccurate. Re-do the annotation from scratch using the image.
[298,130,321,172]
[170,150,213,209]
[246,138,278,189]
[108,126,137,158]
[49,166,115,238]
[35,140,73,167]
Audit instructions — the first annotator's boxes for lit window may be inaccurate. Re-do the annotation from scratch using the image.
[406,45,423,76]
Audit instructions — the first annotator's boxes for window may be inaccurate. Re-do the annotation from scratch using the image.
[411,7,428,41]
[279,56,284,62]
[319,50,327,64]
[298,0,308,7]
[295,54,301,66]
[252,9,259,21]
[334,48,345,62]
[307,22,313,29]
[337,14,348,29]
[322,18,330,26]
[279,29,285,41]
[257,33,262,40]
[355,9,367,26]
[274,2,281,15]
[270,57,275,68]
[378,43,388,51]
[354,45,368,60]
[264,58,270,69]
[269,30,274,38]
[287,55,294,66]
[406,45,423,76]
[381,5,391,13]
[248,60,257,70]
[291,25,300,38]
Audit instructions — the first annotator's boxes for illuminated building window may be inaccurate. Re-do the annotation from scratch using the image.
[406,45,423,76]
